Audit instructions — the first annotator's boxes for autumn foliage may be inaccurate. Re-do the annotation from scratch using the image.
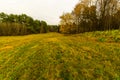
[60,0,120,33]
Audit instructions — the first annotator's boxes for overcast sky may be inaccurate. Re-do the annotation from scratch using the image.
[0,0,78,25]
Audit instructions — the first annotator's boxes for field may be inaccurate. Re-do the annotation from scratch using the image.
[0,30,120,80]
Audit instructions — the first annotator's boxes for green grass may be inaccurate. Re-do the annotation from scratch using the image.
[0,30,120,80]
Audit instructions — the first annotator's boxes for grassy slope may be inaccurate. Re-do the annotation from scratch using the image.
[0,30,120,80]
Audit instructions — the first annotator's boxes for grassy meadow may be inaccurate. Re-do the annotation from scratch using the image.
[0,30,120,80]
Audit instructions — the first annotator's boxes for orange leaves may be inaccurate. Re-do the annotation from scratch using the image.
[60,13,75,33]
[74,3,85,16]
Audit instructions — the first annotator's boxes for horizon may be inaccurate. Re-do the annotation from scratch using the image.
[0,0,78,25]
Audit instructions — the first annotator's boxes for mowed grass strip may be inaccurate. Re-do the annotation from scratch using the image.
[0,31,120,80]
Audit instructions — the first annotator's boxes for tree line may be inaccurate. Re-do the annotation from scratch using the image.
[60,0,120,34]
[0,12,59,36]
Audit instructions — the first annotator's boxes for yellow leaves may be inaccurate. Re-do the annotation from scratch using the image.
[82,46,91,51]
[0,46,13,51]
[74,3,85,16]
[59,13,75,33]
[31,45,39,49]
[46,38,59,42]
[81,68,93,78]
[104,61,112,67]
[0,32,120,79]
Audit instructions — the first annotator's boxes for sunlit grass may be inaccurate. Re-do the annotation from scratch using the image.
[0,31,120,80]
